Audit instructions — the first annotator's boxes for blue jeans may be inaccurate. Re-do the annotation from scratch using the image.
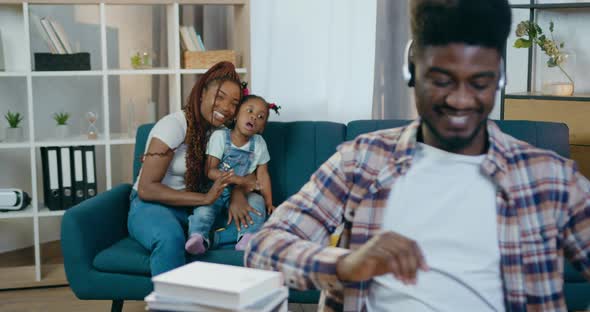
[188,188,267,247]
[127,190,266,275]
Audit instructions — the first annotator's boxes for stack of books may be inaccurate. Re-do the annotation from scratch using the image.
[146,261,288,312]
[32,14,73,54]
[180,25,206,52]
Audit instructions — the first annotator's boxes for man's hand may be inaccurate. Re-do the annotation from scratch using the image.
[336,231,428,284]
[228,187,262,231]
[204,171,232,204]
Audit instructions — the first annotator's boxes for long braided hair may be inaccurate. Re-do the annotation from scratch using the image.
[184,61,242,192]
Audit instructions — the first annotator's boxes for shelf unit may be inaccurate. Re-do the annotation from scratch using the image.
[0,0,250,288]
[503,1,590,178]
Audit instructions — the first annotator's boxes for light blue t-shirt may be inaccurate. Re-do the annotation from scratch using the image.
[205,129,270,175]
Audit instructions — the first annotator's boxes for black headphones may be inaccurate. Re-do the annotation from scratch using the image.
[402,40,506,89]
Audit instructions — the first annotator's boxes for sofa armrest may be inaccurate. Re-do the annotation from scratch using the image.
[61,184,132,287]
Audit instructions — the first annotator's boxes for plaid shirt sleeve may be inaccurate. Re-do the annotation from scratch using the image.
[244,142,357,291]
[562,163,590,278]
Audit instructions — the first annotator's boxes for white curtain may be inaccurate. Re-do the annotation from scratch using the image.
[372,0,416,120]
[250,0,377,124]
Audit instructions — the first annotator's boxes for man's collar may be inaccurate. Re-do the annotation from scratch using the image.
[392,119,510,174]
[372,119,511,194]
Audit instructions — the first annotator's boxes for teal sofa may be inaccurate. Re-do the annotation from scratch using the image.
[61,120,589,311]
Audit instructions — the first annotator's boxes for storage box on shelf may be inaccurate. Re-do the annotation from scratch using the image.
[182,49,238,69]
[0,0,250,289]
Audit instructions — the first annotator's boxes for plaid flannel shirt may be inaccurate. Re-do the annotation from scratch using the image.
[245,119,590,312]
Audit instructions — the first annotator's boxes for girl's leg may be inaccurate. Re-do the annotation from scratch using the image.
[186,198,225,254]
[239,192,267,235]
[127,194,188,276]
[235,193,267,250]
[211,192,267,249]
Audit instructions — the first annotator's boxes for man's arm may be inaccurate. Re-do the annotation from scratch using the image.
[562,165,590,279]
[244,144,354,291]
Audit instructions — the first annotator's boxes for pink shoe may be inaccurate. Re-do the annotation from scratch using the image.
[185,234,207,255]
[235,233,254,251]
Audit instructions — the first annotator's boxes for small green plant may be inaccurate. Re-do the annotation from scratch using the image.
[130,52,142,69]
[53,112,70,125]
[514,20,573,87]
[4,110,23,128]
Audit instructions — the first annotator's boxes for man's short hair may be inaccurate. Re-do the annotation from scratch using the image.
[410,0,512,55]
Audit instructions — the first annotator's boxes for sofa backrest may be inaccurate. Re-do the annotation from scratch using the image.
[133,119,569,201]
[261,122,346,203]
[133,122,346,203]
[347,120,570,158]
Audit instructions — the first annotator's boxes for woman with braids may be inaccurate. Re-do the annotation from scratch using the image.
[128,61,264,276]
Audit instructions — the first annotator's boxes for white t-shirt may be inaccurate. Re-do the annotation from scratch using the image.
[367,143,504,312]
[133,111,189,191]
[205,129,270,175]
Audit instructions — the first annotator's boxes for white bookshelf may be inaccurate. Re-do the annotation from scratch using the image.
[0,0,250,288]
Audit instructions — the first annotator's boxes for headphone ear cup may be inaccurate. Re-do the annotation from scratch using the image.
[496,58,506,89]
[402,40,415,88]
[407,62,416,87]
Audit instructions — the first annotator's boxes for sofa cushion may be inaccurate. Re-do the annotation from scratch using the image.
[93,238,320,303]
[94,238,254,276]
[262,122,346,204]
[93,238,151,275]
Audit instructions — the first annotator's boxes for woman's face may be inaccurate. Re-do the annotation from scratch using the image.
[199,80,241,128]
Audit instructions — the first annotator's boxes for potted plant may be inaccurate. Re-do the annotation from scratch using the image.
[514,20,575,96]
[53,111,70,139]
[4,110,24,142]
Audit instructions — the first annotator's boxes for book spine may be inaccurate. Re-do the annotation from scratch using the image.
[40,18,66,54]
[49,18,73,54]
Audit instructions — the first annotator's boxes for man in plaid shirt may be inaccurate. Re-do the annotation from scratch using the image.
[245,0,590,311]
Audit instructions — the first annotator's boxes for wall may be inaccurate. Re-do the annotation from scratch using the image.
[250,0,377,124]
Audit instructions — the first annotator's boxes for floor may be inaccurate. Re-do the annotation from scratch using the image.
[0,285,318,312]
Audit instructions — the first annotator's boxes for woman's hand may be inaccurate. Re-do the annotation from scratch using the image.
[205,171,233,204]
[228,187,262,231]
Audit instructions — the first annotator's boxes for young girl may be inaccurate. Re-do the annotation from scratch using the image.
[186,94,280,254]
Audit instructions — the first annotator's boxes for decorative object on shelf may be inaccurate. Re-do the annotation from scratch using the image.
[86,111,98,140]
[130,50,154,69]
[34,52,91,71]
[53,111,70,139]
[0,188,31,212]
[183,50,238,69]
[514,20,575,96]
[4,110,24,142]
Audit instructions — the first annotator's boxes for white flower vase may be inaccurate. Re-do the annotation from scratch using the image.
[5,127,23,142]
[540,50,576,96]
[56,124,69,139]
